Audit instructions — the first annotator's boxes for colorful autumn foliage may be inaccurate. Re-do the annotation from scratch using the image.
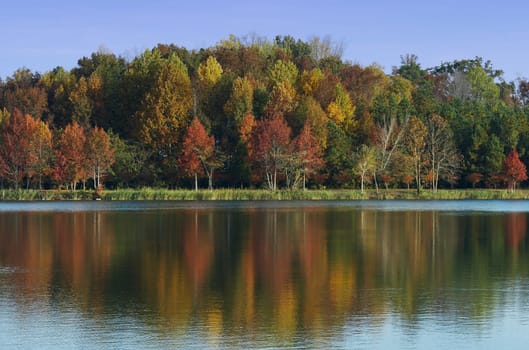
[502,150,527,192]
[0,109,38,188]
[181,117,215,190]
[251,115,291,190]
[54,121,86,189]
[1,36,529,190]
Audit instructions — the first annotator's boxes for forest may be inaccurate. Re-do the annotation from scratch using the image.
[1,34,529,191]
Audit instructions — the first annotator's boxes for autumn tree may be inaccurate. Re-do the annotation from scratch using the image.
[224,76,253,126]
[85,127,115,189]
[0,109,37,188]
[404,116,427,194]
[181,117,216,190]
[327,83,356,131]
[300,68,323,95]
[1,68,48,120]
[239,113,256,146]
[354,144,377,193]
[290,124,324,189]
[197,55,223,115]
[0,108,10,128]
[136,54,193,158]
[339,64,389,111]
[267,59,298,88]
[372,76,413,185]
[54,121,86,190]
[230,112,257,187]
[40,67,76,128]
[425,114,462,191]
[197,56,223,89]
[292,96,328,148]
[69,73,104,127]
[264,81,297,118]
[502,150,527,192]
[251,115,291,190]
[28,120,53,189]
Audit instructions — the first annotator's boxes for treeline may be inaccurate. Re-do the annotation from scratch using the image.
[1,34,529,191]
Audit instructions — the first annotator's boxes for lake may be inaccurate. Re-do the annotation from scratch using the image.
[1,200,528,349]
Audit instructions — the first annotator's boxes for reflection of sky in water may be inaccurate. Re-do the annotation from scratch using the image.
[0,199,528,212]
[1,292,528,349]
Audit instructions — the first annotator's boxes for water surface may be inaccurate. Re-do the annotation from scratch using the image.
[1,200,528,349]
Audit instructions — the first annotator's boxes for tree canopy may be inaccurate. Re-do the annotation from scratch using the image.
[1,36,529,191]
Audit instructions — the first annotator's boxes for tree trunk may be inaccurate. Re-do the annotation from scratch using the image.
[208,171,213,190]
[360,171,365,193]
[194,173,198,191]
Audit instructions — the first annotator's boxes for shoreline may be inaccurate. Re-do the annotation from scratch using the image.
[0,188,528,201]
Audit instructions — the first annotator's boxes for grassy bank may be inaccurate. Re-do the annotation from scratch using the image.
[1,188,529,200]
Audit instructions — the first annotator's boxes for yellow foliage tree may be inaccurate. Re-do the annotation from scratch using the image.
[327,83,356,131]
[300,68,324,95]
[198,56,223,88]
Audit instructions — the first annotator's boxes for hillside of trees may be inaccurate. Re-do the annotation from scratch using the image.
[1,35,529,191]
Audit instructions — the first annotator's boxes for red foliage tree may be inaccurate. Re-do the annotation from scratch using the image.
[502,150,527,192]
[53,121,86,190]
[181,117,215,190]
[0,109,38,189]
[292,124,324,189]
[251,115,291,190]
[466,172,483,189]
[85,127,115,189]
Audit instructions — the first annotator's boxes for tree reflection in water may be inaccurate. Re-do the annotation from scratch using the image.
[0,205,528,345]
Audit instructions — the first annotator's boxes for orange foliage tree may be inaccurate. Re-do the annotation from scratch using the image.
[501,150,527,192]
[0,109,37,188]
[292,124,324,189]
[53,121,86,190]
[181,117,215,190]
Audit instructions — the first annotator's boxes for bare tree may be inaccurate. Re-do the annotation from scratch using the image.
[404,116,427,194]
[425,114,462,191]
[308,35,344,61]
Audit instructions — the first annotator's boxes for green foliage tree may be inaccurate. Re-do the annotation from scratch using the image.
[224,76,253,126]
[467,66,500,105]
[324,121,354,187]
[267,60,298,88]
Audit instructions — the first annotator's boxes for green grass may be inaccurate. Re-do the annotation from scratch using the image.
[1,188,529,200]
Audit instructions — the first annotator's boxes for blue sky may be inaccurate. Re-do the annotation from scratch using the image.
[1,0,528,81]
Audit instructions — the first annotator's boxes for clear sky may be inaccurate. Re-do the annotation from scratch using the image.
[1,0,528,81]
